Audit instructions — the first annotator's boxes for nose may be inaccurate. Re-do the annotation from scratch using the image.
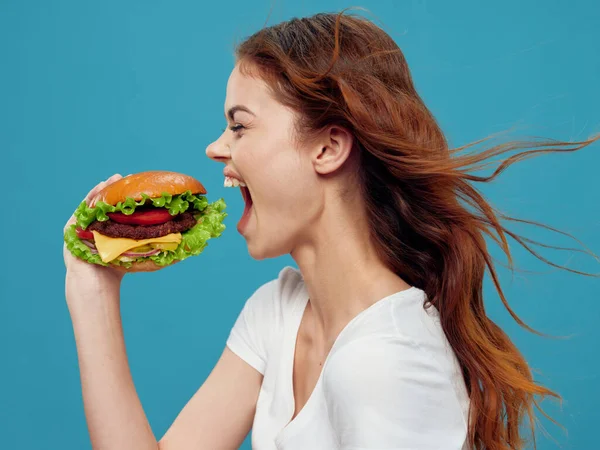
[206,134,231,162]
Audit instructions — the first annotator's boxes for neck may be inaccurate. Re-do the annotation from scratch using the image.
[290,193,411,348]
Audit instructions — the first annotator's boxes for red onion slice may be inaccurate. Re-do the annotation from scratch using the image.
[81,239,95,248]
[81,239,98,254]
[121,248,162,258]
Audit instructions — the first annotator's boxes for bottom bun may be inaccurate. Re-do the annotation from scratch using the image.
[110,259,179,273]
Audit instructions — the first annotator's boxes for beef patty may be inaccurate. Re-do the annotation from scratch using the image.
[88,211,198,240]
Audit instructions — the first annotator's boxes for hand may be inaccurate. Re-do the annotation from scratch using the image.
[63,174,125,309]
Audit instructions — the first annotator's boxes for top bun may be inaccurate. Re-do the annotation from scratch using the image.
[93,171,207,206]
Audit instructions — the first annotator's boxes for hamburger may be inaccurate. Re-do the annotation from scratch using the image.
[63,171,227,272]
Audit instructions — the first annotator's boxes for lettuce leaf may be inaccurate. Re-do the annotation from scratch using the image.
[64,225,109,266]
[74,190,210,229]
[64,197,227,268]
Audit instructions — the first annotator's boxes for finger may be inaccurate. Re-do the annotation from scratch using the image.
[66,174,126,233]
[107,173,124,183]
[85,188,104,207]
[86,173,123,205]
[85,182,105,202]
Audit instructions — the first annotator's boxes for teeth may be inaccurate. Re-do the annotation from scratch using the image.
[224,176,246,187]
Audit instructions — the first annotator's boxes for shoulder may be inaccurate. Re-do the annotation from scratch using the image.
[323,290,467,401]
[323,336,469,448]
[226,266,304,374]
[236,265,304,332]
[331,287,460,374]
[265,265,303,298]
[245,265,303,311]
[321,295,470,448]
[274,265,304,302]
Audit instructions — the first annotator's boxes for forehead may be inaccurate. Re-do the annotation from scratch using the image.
[225,64,276,117]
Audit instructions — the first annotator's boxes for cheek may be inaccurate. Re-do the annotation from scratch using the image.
[247,159,321,258]
[239,132,321,228]
[258,171,322,240]
[255,152,317,212]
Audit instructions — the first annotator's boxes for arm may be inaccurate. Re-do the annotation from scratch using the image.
[158,273,287,448]
[158,347,262,449]
[65,174,157,449]
[65,175,263,449]
[69,286,158,450]
[70,291,262,450]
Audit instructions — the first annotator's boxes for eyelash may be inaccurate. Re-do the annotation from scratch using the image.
[224,124,244,134]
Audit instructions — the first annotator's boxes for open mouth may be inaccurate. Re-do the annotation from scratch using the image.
[240,185,253,212]
[238,185,253,232]
[224,175,253,232]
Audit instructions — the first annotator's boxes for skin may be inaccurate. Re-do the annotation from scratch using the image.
[206,64,412,419]
[63,63,411,449]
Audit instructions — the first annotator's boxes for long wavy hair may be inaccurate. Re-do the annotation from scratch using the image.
[234,10,599,450]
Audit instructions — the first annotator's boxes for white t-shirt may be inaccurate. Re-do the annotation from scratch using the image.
[226,266,471,450]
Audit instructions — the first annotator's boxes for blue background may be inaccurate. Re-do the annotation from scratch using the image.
[1,1,599,448]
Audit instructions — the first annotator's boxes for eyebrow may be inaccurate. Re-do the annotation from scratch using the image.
[226,105,256,121]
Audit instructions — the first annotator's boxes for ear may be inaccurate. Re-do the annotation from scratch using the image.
[312,126,354,176]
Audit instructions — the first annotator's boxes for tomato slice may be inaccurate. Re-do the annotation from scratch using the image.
[107,208,174,226]
[76,227,94,240]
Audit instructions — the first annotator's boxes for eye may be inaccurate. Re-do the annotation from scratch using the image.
[229,123,245,133]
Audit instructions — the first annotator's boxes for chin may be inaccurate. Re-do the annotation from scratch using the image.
[246,238,290,261]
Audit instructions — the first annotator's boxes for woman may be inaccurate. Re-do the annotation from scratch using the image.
[63,11,599,450]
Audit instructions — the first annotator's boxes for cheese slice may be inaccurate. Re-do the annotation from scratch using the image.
[91,231,182,263]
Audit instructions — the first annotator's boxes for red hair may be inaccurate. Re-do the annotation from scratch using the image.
[235,10,600,450]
